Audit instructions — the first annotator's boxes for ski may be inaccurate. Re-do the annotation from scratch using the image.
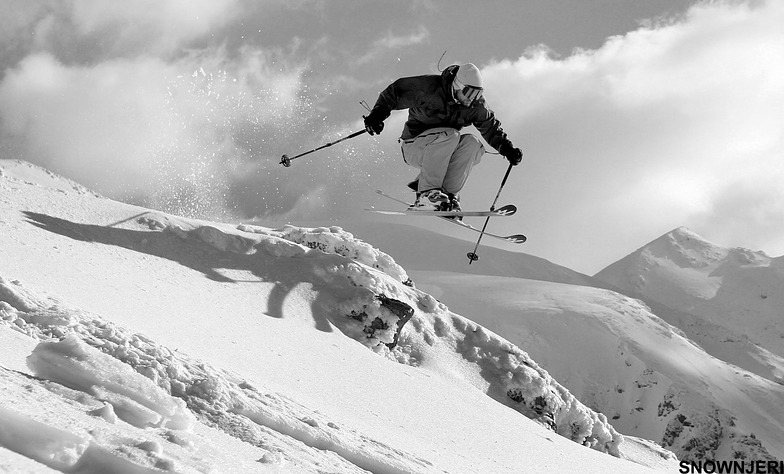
[367,203,516,218]
[445,218,528,244]
[373,190,527,244]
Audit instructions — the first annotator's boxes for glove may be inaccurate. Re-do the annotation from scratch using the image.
[500,143,523,166]
[363,110,385,136]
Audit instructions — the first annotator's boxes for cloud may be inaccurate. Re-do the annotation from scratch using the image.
[30,0,241,60]
[354,26,430,66]
[477,0,784,269]
[0,1,317,221]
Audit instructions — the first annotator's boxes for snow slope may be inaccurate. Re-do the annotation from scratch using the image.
[335,219,603,287]
[0,159,675,473]
[595,227,784,383]
[412,272,784,463]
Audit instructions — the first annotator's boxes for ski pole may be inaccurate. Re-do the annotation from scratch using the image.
[280,129,367,167]
[467,162,514,264]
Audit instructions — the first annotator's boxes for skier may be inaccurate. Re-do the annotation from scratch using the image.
[362,63,523,212]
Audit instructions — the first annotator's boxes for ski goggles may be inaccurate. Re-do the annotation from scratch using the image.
[461,85,483,102]
[456,84,483,104]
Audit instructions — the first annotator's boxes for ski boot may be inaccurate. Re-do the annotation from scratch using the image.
[413,188,450,209]
[440,194,462,221]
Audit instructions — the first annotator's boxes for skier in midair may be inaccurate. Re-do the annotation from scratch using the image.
[362,63,523,212]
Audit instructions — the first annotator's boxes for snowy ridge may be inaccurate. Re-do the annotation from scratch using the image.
[0,159,101,198]
[596,227,784,379]
[238,223,411,286]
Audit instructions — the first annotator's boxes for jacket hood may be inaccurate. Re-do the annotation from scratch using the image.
[441,65,459,99]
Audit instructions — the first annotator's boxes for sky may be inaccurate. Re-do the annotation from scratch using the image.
[0,0,782,274]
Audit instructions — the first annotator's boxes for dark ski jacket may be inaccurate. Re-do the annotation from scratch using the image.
[368,64,513,152]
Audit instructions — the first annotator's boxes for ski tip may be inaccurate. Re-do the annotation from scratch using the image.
[493,204,517,216]
[505,234,527,243]
[366,209,407,215]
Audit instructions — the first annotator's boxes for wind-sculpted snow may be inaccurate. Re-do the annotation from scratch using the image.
[238,223,411,285]
[28,335,196,431]
[0,276,430,473]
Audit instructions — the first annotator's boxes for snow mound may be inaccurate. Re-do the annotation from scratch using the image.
[239,223,411,285]
[28,335,196,430]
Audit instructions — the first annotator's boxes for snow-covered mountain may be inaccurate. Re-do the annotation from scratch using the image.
[0,159,677,473]
[340,224,784,463]
[595,227,784,384]
[413,273,784,463]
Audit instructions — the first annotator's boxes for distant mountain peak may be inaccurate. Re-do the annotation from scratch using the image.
[644,226,727,269]
[668,226,701,239]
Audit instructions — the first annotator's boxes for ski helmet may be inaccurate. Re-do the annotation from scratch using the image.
[453,63,483,105]
[454,63,483,89]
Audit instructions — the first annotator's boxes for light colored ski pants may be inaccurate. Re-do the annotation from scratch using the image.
[401,127,484,195]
